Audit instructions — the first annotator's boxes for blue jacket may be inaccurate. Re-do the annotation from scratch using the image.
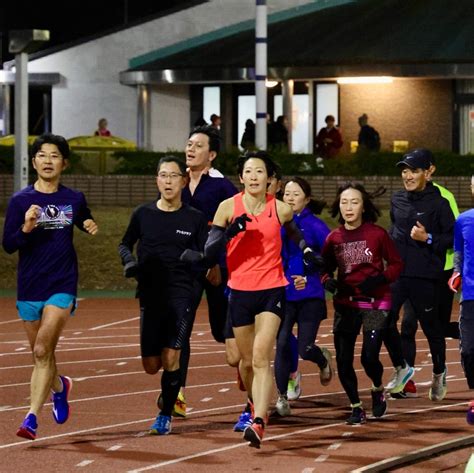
[281,207,330,301]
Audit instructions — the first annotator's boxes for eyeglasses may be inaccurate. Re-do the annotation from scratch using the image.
[35,152,62,161]
[157,172,184,180]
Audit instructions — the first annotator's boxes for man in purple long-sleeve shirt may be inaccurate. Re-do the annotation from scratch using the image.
[2,133,98,440]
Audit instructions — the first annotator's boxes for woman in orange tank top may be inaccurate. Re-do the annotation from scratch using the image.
[211,152,294,447]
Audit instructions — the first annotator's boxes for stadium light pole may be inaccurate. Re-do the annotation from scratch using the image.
[255,0,267,150]
[9,29,49,192]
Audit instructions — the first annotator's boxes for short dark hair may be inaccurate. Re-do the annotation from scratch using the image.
[31,133,70,159]
[188,125,221,153]
[330,181,382,224]
[325,115,335,123]
[157,155,187,175]
[284,176,326,215]
[237,150,278,178]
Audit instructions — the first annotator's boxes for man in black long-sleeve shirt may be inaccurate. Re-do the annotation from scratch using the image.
[384,148,455,402]
[118,155,208,435]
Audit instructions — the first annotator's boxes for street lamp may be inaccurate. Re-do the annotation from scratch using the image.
[9,29,49,192]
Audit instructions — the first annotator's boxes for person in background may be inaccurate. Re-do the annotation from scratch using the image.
[241,119,256,151]
[271,115,289,151]
[210,113,221,131]
[315,115,343,159]
[94,118,111,137]
[119,155,208,435]
[273,177,332,417]
[321,182,403,424]
[357,114,380,153]
[448,175,474,425]
[3,133,98,440]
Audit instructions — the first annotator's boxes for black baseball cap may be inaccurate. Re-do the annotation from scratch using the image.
[396,148,434,170]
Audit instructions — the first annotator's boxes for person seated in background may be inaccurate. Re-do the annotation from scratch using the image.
[315,115,343,159]
[94,118,111,137]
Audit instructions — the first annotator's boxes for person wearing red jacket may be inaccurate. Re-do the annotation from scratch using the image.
[315,114,343,159]
[321,182,403,424]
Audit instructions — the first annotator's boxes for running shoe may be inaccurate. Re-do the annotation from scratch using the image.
[386,364,414,394]
[172,391,186,417]
[320,348,334,386]
[371,389,387,418]
[233,410,253,432]
[16,413,37,440]
[429,368,447,401]
[275,394,291,417]
[150,414,172,435]
[237,368,246,392]
[287,371,302,401]
[346,407,367,425]
[390,379,418,399]
[467,401,474,425]
[52,375,73,424]
[243,419,265,448]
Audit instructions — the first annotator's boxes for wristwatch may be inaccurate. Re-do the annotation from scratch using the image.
[426,233,433,245]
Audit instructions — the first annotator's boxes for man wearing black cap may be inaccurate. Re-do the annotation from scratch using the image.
[384,148,455,402]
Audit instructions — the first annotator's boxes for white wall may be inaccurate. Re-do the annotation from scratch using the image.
[27,0,316,150]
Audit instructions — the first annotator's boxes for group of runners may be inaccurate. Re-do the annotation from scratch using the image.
[3,129,473,449]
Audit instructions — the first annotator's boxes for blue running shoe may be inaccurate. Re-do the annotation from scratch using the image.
[150,414,172,435]
[233,410,253,432]
[16,413,37,440]
[52,375,72,424]
[467,401,474,425]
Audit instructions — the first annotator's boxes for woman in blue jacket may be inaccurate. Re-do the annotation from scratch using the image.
[274,177,333,416]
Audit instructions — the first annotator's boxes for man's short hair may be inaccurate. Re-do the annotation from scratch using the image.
[189,125,221,153]
[31,133,70,159]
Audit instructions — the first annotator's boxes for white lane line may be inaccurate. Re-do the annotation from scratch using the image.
[125,401,470,472]
[76,460,94,467]
[196,332,205,336]
[0,318,21,325]
[73,332,83,335]
[327,442,342,450]
[342,432,353,437]
[89,317,139,331]
[0,344,140,357]
[0,405,12,410]
[116,362,127,366]
[107,445,123,451]
[14,347,27,352]
[314,454,329,462]
[218,388,230,393]
[302,468,315,473]
[201,397,213,402]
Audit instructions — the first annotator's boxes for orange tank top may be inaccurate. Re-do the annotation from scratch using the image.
[226,192,287,291]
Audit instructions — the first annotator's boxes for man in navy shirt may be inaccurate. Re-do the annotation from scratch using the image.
[176,125,238,417]
[3,133,98,440]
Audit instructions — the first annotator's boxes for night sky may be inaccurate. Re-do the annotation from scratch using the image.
[0,0,200,63]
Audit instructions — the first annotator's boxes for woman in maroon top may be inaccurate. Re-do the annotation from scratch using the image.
[321,182,403,424]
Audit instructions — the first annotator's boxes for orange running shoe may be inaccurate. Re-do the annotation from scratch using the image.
[243,418,265,448]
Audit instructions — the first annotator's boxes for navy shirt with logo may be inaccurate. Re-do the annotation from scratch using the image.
[2,184,93,301]
[119,202,208,299]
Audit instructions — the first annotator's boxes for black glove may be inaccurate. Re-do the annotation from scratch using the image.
[324,277,338,294]
[357,274,387,294]
[124,260,138,278]
[302,248,324,269]
[180,249,204,264]
[225,213,252,240]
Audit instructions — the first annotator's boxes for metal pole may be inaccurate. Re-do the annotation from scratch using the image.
[137,84,151,150]
[255,0,267,150]
[14,52,28,192]
[282,79,294,152]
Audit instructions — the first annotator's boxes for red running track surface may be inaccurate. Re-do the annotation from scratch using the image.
[0,297,472,472]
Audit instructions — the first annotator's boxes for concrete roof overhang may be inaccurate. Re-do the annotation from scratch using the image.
[0,70,61,86]
[120,0,474,86]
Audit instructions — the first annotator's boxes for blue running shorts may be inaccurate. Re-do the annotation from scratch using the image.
[16,293,77,321]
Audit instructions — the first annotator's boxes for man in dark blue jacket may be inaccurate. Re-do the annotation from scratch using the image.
[385,148,455,402]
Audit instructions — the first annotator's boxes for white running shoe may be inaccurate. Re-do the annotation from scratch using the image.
[386,364,415,394]
[275,394,291,417]
[287,371,302,401]
[320,348,333,386]
[429,369,447,401]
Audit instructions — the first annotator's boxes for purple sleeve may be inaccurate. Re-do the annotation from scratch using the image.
[74,192,93,232]
[2,197,33,254]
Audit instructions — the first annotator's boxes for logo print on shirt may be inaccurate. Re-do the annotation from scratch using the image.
[37,204,73,229]
[335,240,373,273]
[276,301,281,308]
[176,229,192,236]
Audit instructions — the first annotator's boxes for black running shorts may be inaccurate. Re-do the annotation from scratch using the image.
[227,286,286,328]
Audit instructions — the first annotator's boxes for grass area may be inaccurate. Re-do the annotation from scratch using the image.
[0,205,394,293]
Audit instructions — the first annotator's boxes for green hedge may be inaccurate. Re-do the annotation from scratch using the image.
[2,145,474,176]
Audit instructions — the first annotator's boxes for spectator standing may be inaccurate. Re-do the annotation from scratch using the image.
[357,114,380,152]
[315,115,343,159]
[240,119,256,150]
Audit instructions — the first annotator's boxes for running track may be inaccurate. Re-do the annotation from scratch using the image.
[0,298,473,472]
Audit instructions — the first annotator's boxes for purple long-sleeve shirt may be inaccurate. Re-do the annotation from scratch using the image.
[2,184,93,301]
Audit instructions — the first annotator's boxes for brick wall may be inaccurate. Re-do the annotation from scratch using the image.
[1,174,471,208]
